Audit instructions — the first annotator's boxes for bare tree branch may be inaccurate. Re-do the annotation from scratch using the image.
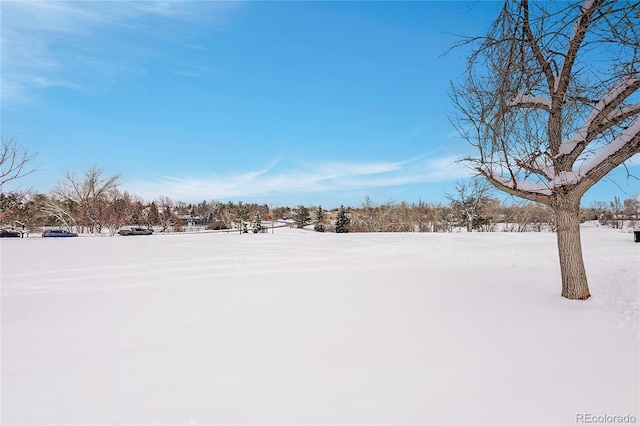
[0,136,38,190]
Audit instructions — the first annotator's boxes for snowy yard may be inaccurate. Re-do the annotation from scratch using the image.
[1,225,638,425]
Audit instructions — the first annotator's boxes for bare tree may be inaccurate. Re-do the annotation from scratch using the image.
[623,197,640,228]
[41,197,78,231]
[156,196,179,232]
[590,201,609,224]
[445,178,493,232]
[54,165,120,234]
[103,189,139,236]
[353,196,398,232]
[393,201,414,232]
[410,200,438,232]
[436,204,456,233]
[450,0,640,299]
[609,196,624,229]
[217,202,236,231]
[0,136,38,190]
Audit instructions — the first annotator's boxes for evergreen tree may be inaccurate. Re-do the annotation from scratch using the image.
[293,205,311,229]
[235,201,249,234]
[251,211,263,233]
[314,205,326,232]
[146,202,160,227]
[335,205,350,233]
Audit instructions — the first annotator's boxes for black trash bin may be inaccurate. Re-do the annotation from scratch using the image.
[635,231,640,243]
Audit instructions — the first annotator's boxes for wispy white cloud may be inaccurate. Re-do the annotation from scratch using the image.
[1,1,239,105]
[173,63,217,78]
[123,154,471,204]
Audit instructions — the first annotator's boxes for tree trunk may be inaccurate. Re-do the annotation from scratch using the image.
[554,200,590,300]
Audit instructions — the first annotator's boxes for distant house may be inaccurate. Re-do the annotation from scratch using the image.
[180,216,209,229]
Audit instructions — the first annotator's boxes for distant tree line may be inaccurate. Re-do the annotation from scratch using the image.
[0,165,637,235]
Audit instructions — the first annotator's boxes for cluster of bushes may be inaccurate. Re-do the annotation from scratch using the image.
[343,196,639,233]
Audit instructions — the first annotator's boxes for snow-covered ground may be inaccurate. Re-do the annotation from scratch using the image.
[1,225,638,425]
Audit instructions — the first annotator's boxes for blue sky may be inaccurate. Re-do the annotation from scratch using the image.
[2,1,638,208]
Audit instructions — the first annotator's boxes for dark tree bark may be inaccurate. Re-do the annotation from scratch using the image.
[553,198,590,299]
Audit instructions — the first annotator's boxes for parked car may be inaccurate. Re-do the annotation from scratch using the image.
[42,229,78,238]
[118,227,153,236]
[0,229,21,238]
